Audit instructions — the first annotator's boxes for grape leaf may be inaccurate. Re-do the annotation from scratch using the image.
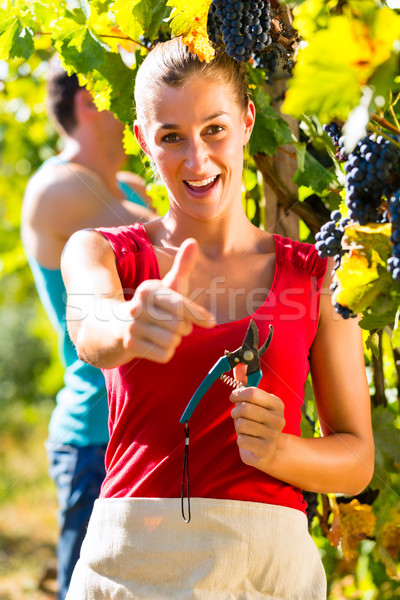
[291,0,330,39]
[146,0,172,41]
[359,303,398,332]
[392,308,400,349]
[53,21,106,74]
[113,0,152,42]
[371,406,400,492]
[375,507,400,577]
[77,0,91,20]
[84,51,140,124]
[249,89,293,156]
[333,223,396,315]
[328,498,376,562]
[0,17,34,61]
[292,150,335,194]
[167,0,214,62]
[283,10,400,123]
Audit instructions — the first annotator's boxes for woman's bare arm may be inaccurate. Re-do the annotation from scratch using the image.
[230,260,374,495]
[62,230,215,368]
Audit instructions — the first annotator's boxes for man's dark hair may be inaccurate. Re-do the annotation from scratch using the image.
[47,56,83,134]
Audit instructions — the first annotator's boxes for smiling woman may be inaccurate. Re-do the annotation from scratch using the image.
[62,37,374,599]
[134,75,255,222]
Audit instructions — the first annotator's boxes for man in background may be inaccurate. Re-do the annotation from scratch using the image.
[21,57,154,600]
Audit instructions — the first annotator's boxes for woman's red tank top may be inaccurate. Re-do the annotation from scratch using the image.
[97,224,327,514]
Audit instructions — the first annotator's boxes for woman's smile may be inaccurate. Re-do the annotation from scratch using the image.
[183,174,221,196]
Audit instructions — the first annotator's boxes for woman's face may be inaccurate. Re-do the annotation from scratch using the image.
[136,76,255,221]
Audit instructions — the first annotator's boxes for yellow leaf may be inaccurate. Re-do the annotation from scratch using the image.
[333,251,379,311]
[376,507,400,560]
[333,223,393,313]
[167,0,215,62]
[182,23,215,62]
[283,9,400,122]
[329,500,376,562]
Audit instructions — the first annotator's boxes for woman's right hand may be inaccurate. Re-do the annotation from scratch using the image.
[118,238,216,363]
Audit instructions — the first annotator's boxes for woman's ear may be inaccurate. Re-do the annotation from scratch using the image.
[243,99,256,145]
[134,121,152,159]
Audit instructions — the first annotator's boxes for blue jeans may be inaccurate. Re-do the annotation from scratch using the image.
[47,443,107,600]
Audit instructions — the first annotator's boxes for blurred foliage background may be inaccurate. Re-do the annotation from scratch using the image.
[1,1,400,598]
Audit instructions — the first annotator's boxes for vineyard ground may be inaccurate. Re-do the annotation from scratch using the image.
[0,414,57,600]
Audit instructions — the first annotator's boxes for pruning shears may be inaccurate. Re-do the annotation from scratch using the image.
[179,319,273,523]
[180,319,274,424]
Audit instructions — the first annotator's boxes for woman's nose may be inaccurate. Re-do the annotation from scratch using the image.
[184,139,209,172]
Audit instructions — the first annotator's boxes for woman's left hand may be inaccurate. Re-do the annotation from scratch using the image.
[230,385,285,469]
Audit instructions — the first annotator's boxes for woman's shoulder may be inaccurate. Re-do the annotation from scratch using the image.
[274,233,328,280]
[96,222,154,259]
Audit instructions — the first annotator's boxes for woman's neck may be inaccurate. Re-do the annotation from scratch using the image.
[157,204,265,259]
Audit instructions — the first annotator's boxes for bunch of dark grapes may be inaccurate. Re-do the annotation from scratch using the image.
[207,2,223,46]
[315,210,348,260]
[315,210,356,319]
[302,491,319,530]
[387,190,400,282]
[344,134,400,225]
[252,49,278,83]
[323,122,347,162]
[210,0,272,62]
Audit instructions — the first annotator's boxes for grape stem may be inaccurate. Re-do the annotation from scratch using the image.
[371,113,400,136]
[34,31,149,50]
[389,91,400,131]
[369,122,400,151]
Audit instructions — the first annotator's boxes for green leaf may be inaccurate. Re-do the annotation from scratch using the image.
[77,0,91,20]
[146,0,172,40]
[283,10,400,123]
[0,15,18,60]
[54,22,106,74]
[359,303,398,331]
[0,19,34,60]
[113,0,152,41]
[250,88,293,156]
[365,332,380,360]
[86,50,143,124]
[0,13,34,61]
[392,308,400,349]
[30,2,65,30]
[293,150,335,194]
[295,142,306,172]
[370,406,400,491]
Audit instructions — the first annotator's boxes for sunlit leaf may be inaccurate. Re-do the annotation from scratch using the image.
[113,0,151,43]
[283,10,400,123]
[328,499,376,562]
[167,0,214,62]
[371,406,400,492]
[293,149,336,193]
[333,223,394,314]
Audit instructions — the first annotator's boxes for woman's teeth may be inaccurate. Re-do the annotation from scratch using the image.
[185,175,218,187]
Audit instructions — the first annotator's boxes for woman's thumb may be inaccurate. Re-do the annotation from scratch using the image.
[162,238,198,296]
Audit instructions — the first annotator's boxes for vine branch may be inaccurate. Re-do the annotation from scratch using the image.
[371,113,400,136]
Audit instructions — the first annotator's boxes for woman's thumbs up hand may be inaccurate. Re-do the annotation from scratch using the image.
[122,239,216,363]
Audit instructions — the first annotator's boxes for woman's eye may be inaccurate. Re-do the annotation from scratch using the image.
[162,133,180,143]
[208,125,223,135]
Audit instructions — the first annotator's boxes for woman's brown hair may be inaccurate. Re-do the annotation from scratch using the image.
[134,37,249,128]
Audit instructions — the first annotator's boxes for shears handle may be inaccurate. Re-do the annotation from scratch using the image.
[179,355,231,424]
[247,370,263,387]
